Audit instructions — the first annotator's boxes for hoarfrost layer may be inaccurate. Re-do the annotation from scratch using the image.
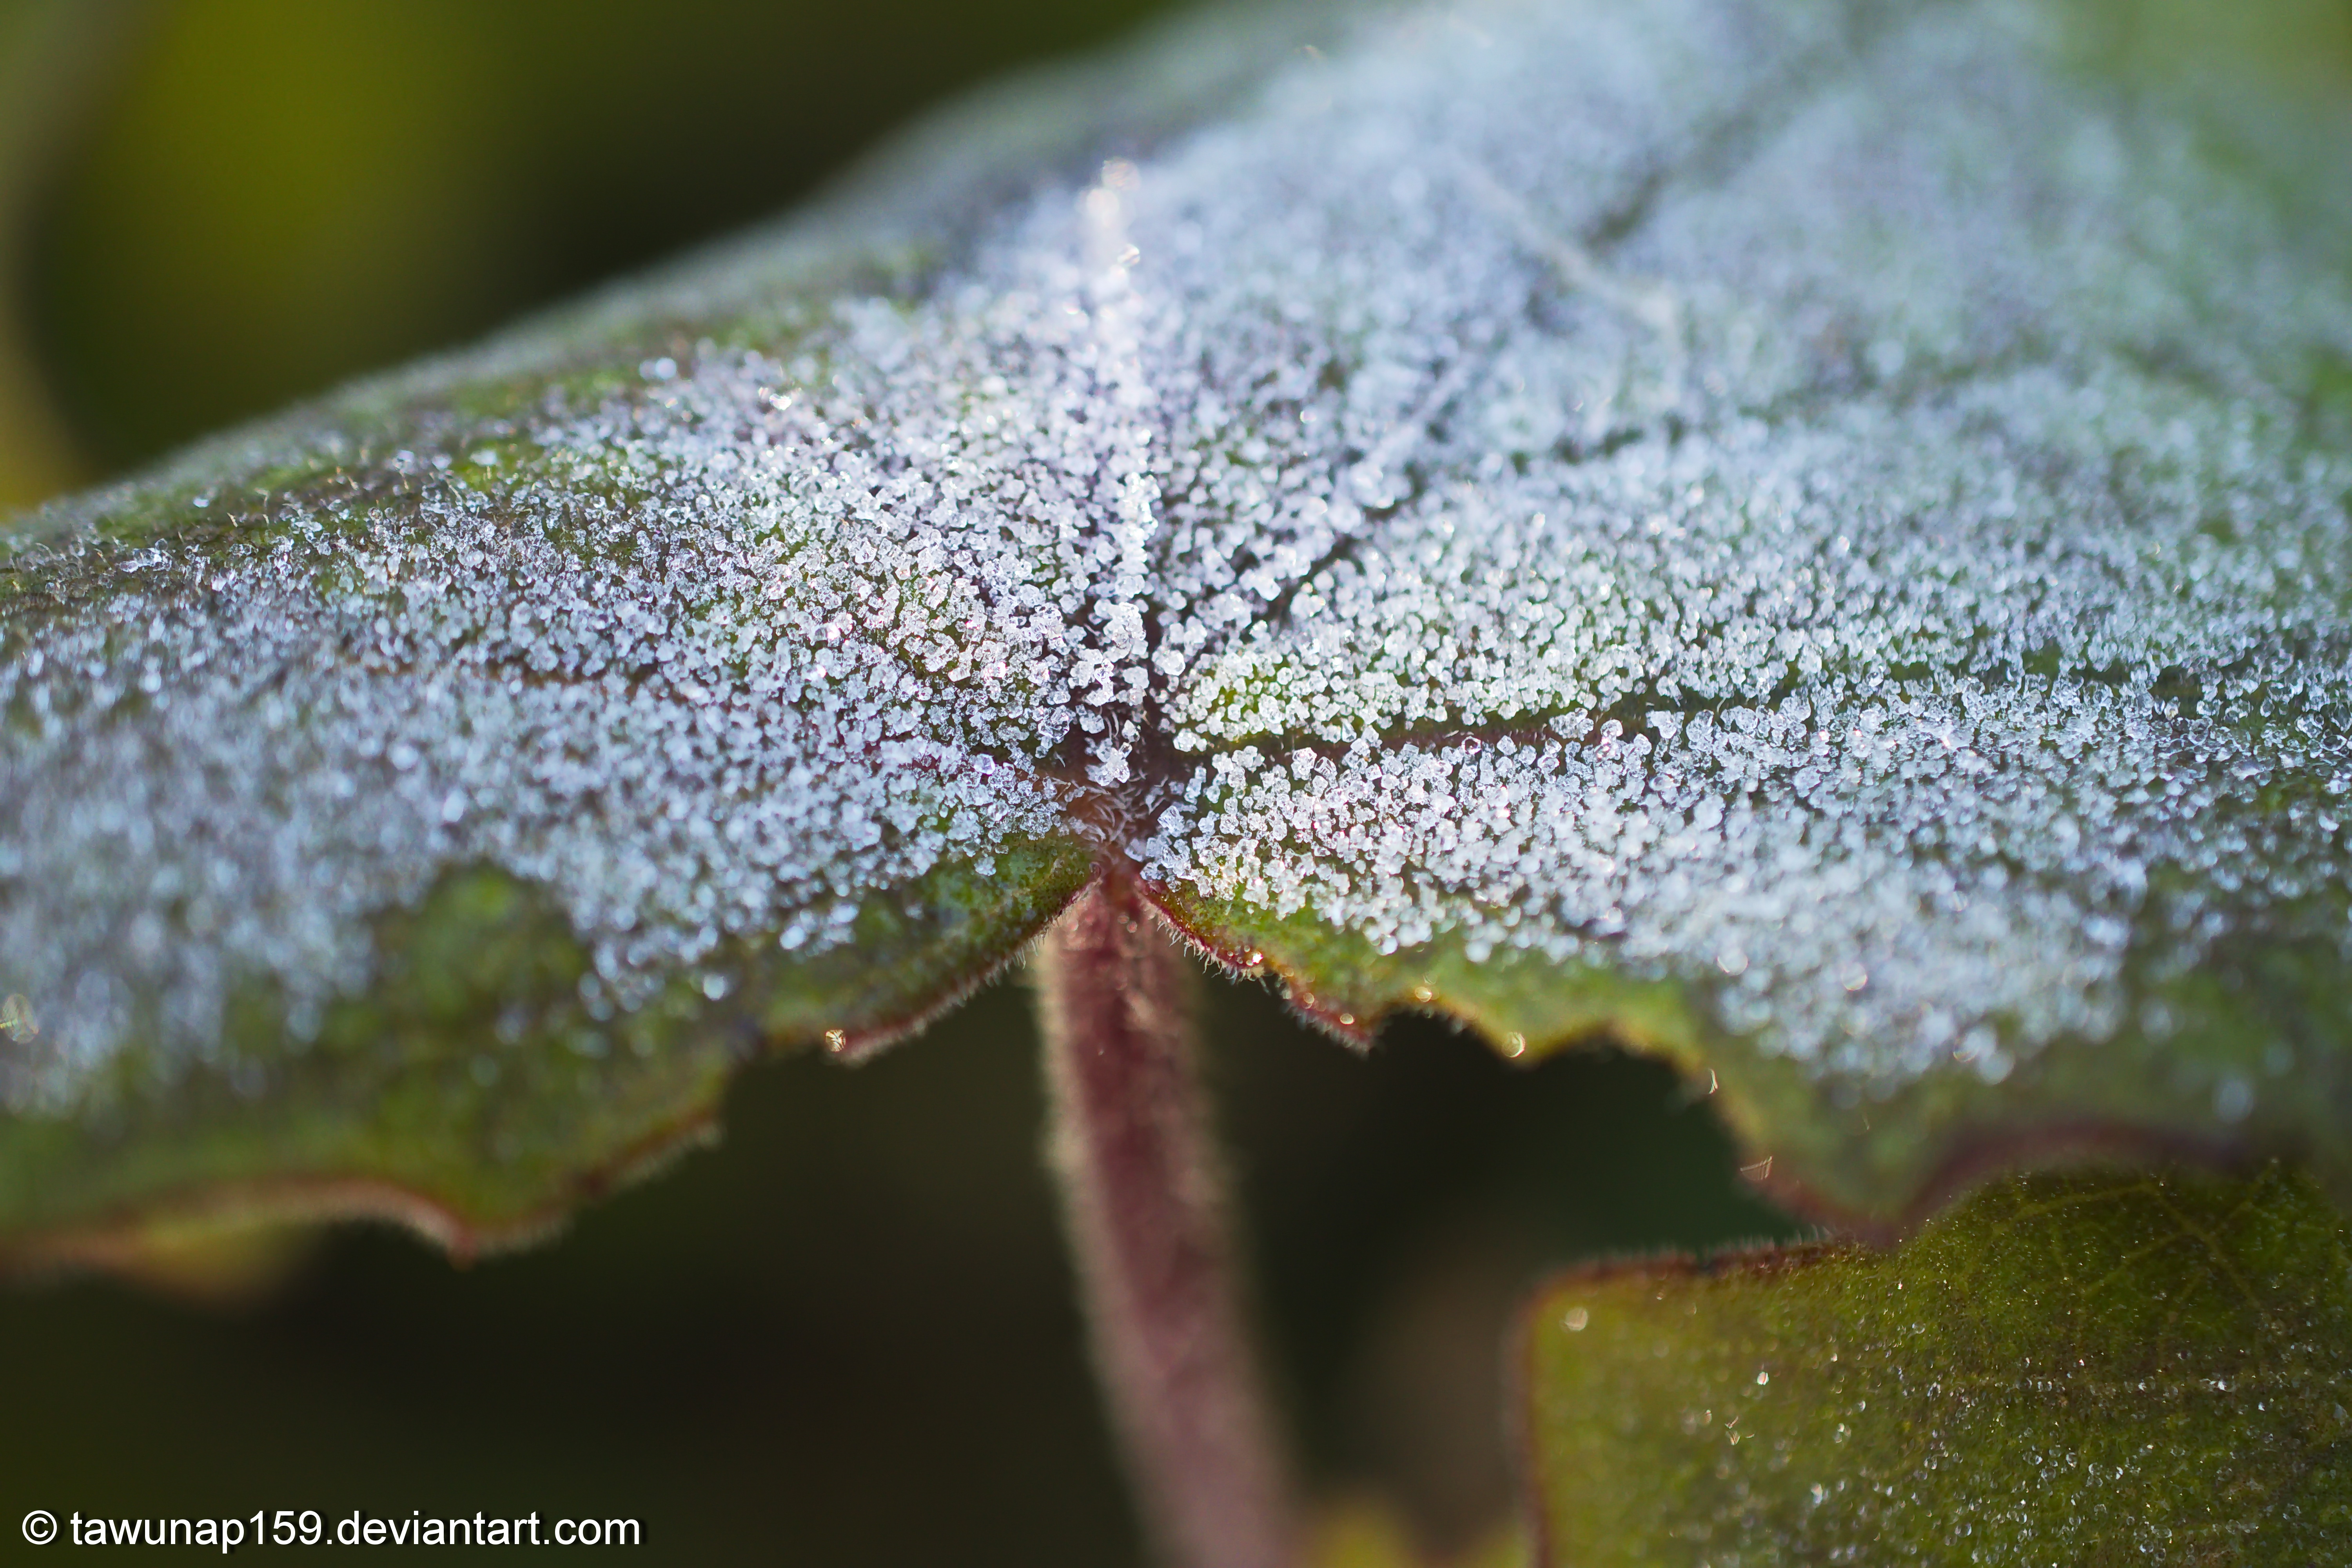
[4,0,2350,1110]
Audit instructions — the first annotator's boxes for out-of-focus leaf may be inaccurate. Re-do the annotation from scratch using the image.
[0,0,123,509]
[1523,1164,2352,1563]
[28,0,1201,469]
[5,0,2352,1252]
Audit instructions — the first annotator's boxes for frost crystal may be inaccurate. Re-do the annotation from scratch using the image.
[4,0,2350,1112]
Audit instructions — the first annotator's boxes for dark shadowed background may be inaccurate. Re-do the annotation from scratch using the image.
[0,3,1797,1561]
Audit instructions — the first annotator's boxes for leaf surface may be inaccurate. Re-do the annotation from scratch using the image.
[5,0,2352,1248]
[1523,1164,2352,1563]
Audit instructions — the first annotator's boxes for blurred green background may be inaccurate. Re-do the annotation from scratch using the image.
[0,2,1793,1562]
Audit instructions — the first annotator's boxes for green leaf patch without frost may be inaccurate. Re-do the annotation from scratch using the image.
[1525,1164,2352,1563]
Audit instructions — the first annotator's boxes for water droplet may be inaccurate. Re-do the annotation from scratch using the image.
[2214,1076,2254,1122]
[1563,1307,1589,1332]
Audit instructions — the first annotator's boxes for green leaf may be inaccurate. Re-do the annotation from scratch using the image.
[1522,1163,2352,1563]
[6,0,2352,1251]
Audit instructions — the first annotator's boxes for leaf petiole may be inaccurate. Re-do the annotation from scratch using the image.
[1037,873,1299,1568]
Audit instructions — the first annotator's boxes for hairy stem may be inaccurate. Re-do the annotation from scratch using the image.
[1037,875,1299,1568]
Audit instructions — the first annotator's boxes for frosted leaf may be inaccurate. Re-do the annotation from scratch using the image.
[4,0,2350,1246]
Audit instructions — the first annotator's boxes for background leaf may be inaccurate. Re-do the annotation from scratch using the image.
[1524,1164,2352,1563]
[0,0,124,508]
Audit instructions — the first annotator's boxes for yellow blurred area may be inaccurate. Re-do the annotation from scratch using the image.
[0,0,123,509]
[39,1,532,459]
[3,0,1189,488]
[1307,1497,1528,1568]
[17,1216,319,1310]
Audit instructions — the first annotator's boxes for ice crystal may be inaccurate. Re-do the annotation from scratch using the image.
[4,0,2349,1120]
